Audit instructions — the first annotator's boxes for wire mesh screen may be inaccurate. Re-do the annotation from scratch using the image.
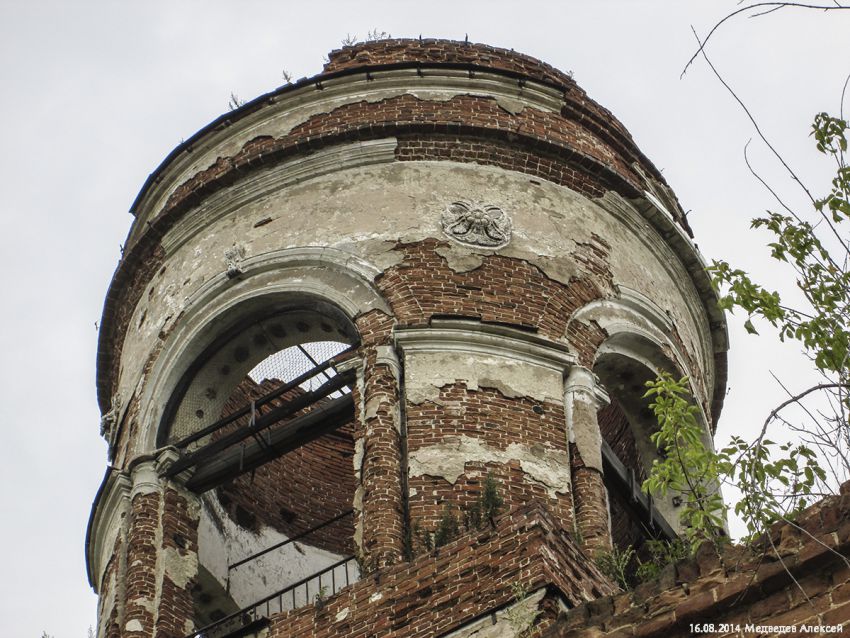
[249,341,351,396]
[165,306,358,445]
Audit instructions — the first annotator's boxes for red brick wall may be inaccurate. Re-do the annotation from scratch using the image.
[570,443,611,553]
[406,384,572,546]
[158,488,198,638]
[120,484,200,638]
[323,39,579,89]
[598,400,645,482]
[98,535,123,638]
[544,487,850,637]
[266,504,616,638]
[124,491,159,638]
[395,134,610,198]
[376,238,612,340]
[597,400,650,552]
[353,310,406,569]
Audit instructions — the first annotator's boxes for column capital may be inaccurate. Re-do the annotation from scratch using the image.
[130,459,160,499]
[564,365,609,409]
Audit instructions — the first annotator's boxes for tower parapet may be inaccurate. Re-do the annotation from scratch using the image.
[88,39,727,638]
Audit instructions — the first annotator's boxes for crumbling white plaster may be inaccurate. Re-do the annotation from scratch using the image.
[125,619,143,632]
[441,587,547,638]
[162,546,198,589]
[130,460,160,498]
[564,366,609,473]
[118,161,715,464]
[408,436,570,499]
[404,351,564,405]
[129,70,565,235]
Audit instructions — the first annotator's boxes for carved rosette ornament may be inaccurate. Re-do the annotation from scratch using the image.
[440,200,512,248]
[224,243,247,278]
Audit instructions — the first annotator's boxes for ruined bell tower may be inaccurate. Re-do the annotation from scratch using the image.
[87,40,727,638]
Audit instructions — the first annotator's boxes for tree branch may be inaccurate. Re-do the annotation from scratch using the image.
[682,3,850,79]
[760,381,850,439]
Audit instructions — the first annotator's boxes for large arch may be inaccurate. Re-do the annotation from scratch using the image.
[127,247,390,625]
[571,288,716,542]
[135,246,390,456]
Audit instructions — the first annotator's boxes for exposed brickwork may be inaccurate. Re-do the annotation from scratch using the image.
[353,310,406,569]
[266,505,616,638]
[157,488,198,638]
[324,40,676,210]
[598,400,645,483]
[571,443,612,554]
[395,134,610,198]
[543,486,850,637]
[124,491,160,638]
[214,378,356,555]
[323,39,580,88]
[292,93,638,190]
[119,483,202,638]
[376,238,612,340]
[406,383,572,543]
[598,401,651,552]
[98,535,123,638]
[96,40,674,414]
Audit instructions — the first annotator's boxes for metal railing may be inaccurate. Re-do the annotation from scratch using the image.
[226,510,354,587]
[186,556,360,638]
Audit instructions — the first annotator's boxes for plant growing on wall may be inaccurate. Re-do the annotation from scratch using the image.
[463,472,504,531]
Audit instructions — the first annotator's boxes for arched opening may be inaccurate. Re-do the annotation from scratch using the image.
[160,302,362,628]
[592,332,707,558]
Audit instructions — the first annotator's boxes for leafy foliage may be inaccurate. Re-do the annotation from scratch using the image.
[644,373,826,546]
[647,111,847,546]
[596,539,690,589]
[594,545,635,589]
[634,539,690,584]
[643,374,726,551]
[415,474,504,553]
[463,472,504,530]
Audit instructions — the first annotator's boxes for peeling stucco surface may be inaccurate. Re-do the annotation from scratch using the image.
[116,160,712,453]
[133,72,564,230]
[162,546,198,589]
[409,436,571,498]
[404,351,564,405]
[568,397,604,473]
[441,587,547,638]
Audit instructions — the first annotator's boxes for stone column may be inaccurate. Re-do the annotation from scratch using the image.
[564,366,612,554]
[348,313,406,570]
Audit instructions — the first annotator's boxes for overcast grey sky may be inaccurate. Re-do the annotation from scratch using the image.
[1,2,847,636]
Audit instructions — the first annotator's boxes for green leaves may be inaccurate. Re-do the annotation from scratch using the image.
[812,112,848,155]
[707,117,849,376]
[644,373,828,549]
[643,373,726,552]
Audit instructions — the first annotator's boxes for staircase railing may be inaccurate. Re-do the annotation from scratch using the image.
[186,555,360,638]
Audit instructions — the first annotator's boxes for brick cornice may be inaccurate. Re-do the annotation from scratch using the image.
[544,488,850,637]
[265,503,615,638]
